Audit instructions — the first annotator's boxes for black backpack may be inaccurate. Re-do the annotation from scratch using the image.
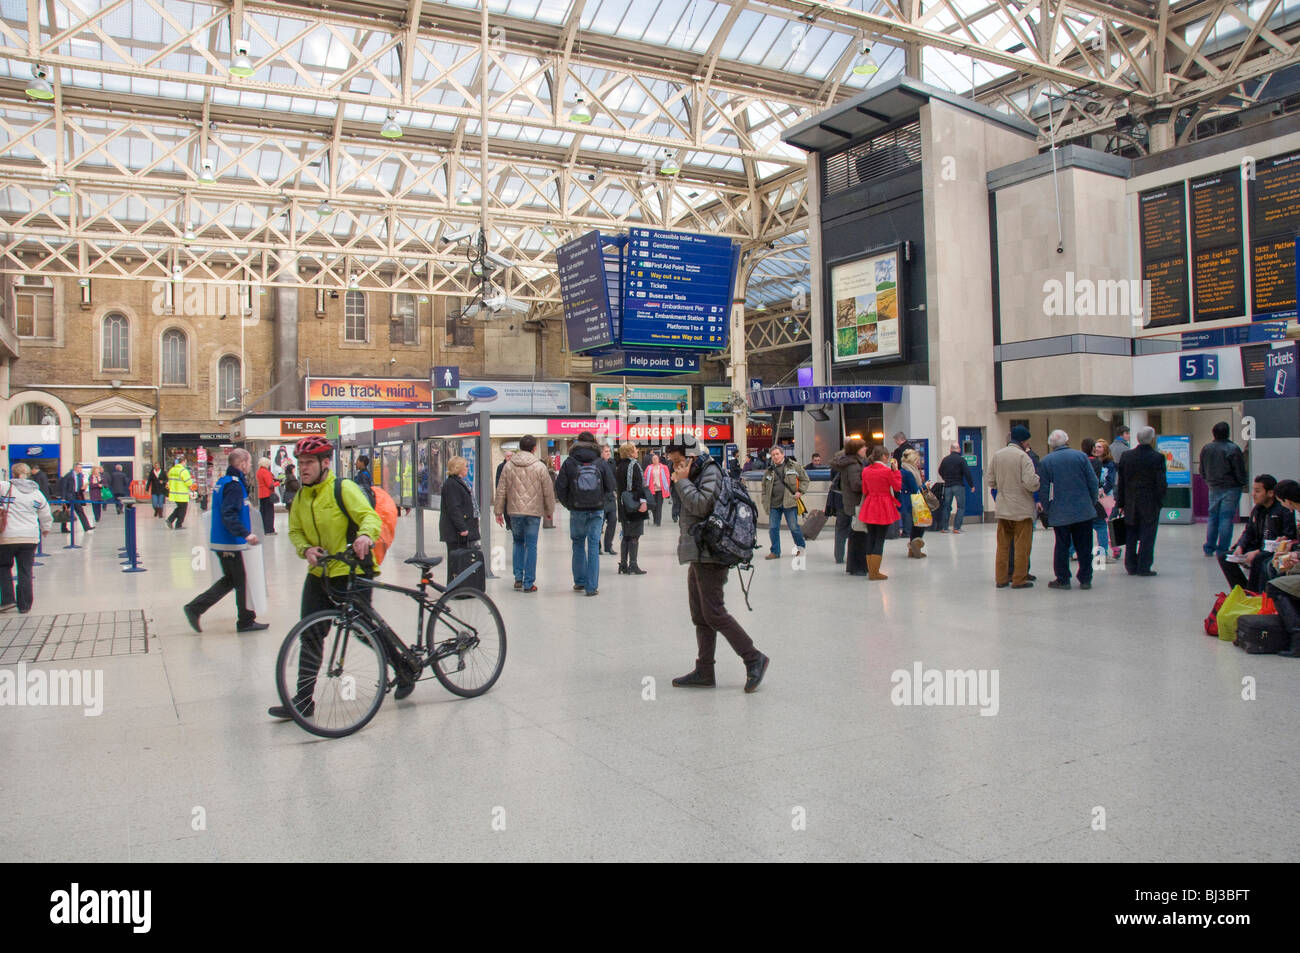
[569,459,605,509]
[690,458,759,569]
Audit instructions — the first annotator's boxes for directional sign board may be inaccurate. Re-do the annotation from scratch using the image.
[591,350,701,376]
[621,228,737,350]
[747,384,904,410]
[557,230,616,353]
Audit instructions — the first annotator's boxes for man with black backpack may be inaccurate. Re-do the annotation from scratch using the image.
[555,431,617,597]
[666,434,770,693]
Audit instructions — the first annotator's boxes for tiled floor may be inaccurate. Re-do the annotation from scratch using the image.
[2,506,1297,862]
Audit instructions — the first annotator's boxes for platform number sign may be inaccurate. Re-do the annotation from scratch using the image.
[1180,353,1219,381]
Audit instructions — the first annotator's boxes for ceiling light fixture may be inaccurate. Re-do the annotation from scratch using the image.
[183,223,196,243]
[53,180,72,197]
[26,66,54,101]
[229,40,255,77]
[316,200,334,217]
[380,112,403,140]
[853,46,879,75]
[348,274,360,289]
[660,151,681,176]
[541,222,556,236]
[456,187,474,207]
[198,159,216,184]
[569,95,593,124]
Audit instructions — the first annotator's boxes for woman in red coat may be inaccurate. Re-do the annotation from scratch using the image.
[859,445,902,580]
[256,457,279,535]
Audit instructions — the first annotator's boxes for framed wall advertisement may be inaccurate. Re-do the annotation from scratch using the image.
[830,245,904,365]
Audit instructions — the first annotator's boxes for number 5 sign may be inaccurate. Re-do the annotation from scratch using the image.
[1179,353,1219,381]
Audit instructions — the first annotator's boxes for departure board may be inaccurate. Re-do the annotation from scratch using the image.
[622,228,737,349]
[1241,343,1271,387]
[557,231,616,352]
[1139,186,1190,327]
[1251,235,1297,320]
[1189,172,1246,321]
[1249,151,1300,240]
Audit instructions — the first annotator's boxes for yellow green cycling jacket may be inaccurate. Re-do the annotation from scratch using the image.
[288,470,384,578]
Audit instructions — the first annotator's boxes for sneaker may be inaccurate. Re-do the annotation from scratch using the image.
[513,580,523,590]
[764,552,780,560]
[268,702,314,720]
[183,605,202,632]
[236,621,269,632]
[585,589,599,597]
[573,584,585,592]
[671,667,716,688]
[523,586,538,593]
[394,678,416,701]
[1048,580,1071,590]
[953,530,964,535]
[744,653,770,693]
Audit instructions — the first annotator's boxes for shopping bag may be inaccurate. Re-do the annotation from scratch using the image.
[910,492,933,528]
[241,542,270,617]
[1109,514,1127,548]
[1217,586,1263,643]
[796,496,807,517]
[1204,592,1228,636]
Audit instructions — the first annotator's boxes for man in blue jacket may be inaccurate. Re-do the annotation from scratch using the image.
[182,448,267,633]
[1038,429,1100,590]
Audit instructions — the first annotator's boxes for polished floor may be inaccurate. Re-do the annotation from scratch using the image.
[2,503,1297,862]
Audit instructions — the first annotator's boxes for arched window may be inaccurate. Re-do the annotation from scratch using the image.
[345,291,367,342]
[102,313,129,371]
[217,355,241,412]
[9,401,59,426]
[161,328,187,385]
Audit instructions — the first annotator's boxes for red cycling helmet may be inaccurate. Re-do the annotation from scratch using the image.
[294,435,333,458]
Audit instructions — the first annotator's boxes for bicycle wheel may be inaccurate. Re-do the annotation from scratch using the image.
[427,587,506,698]
[275,609,388,738]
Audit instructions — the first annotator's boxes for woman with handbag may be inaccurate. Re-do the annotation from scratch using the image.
[0,463,54,613]
[859,446,902,579]
[439,456,480,557]
[616,443,649,575]
[1094,439,1121,559]
[146,462,167,517]
[88,465,105,522]
[831,438,867,574]
[898,448,932,559]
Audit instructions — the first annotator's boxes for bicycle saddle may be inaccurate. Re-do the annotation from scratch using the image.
[404,555,444,569]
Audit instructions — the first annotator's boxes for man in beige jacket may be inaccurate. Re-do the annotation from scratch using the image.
[493,434,557,593]
[988,425,1041,589]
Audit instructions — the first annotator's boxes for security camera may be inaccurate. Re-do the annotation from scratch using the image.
[1056,243,1064,254]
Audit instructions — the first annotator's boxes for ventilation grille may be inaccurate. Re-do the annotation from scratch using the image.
[823,121,922,198]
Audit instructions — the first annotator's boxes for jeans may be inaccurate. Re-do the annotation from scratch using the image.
[151,493,166,513]
[648,493,664,526]
[1205,487,1241,557]
[938,484,966,531]
[569,509,604,593]
[767,505,806,556]
[510,515,541,588]
[0,543,37,612]
[1053,521,1095,585]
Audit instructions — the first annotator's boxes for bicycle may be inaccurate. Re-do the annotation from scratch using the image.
[274,550,506,738]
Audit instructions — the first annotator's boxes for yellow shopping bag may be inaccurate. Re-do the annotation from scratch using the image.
[1217,585,1263,643]
[910,492,933,528]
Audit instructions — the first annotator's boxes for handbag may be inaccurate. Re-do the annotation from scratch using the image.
[1110,513,1128,548]
[621,461,643,516]
[100,486,114,502]
[911,491,933,528]
[921,484,940,512]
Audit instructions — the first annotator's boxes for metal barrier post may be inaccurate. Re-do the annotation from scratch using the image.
[63,498,82,549]
[121,501,146,573]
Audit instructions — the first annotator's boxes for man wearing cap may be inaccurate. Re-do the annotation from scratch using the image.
[665,433,770,693]
[988,426,1041,589]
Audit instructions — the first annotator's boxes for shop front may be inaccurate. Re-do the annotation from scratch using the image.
[159,432,236,507]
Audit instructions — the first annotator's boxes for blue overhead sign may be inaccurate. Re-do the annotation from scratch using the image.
[591,350,701,376]
[1181,321,1288,350]
[748,384,904,410]
[621,228,736,350]
[557,230,616,352]
[433,366,459,389]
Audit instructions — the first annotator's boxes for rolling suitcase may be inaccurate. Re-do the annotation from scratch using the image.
[801,509,828,540]
[447,545,486,592]
[1234,614,1289,654]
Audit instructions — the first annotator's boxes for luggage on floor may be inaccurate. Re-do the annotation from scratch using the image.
[1234,614,1289,654]
[447,545,486,592]
[1204,592,1228,636]
[1216,585,1262,643]
[801,509,828,540]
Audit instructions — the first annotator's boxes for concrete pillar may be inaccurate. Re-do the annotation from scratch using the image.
[728,299,748,460]
[273,257,300,411]
[807,156,826,386]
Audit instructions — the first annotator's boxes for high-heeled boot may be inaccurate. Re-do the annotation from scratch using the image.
[627,537,646,574]
[618,537,630,574]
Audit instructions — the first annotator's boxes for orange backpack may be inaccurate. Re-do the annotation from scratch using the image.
[334,478,399,566]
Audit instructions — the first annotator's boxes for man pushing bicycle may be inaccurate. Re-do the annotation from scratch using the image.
[268,435,417,720]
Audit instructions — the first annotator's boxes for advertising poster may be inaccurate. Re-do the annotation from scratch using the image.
[1156,435,1192,487]
[305,377,432,412]
[454,380,571,414]
[831,249,902,363]
[703,386,734,415]
[590,384,691,414]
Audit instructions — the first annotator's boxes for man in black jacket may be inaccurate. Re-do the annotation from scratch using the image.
[554,431,616,597]
[1115,426,1167,576]
[936,443,975,533]
[1199,421,1248,559]
[58,464,92,533]
[1218,474,1294,592]
[666,434,768,693]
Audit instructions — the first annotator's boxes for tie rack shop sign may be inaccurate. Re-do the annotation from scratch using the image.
[281,418,328,438]
[305,377,433,412]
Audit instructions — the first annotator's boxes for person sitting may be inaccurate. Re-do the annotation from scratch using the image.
[1218,474,1295,594]
[1265,479,1300,656]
